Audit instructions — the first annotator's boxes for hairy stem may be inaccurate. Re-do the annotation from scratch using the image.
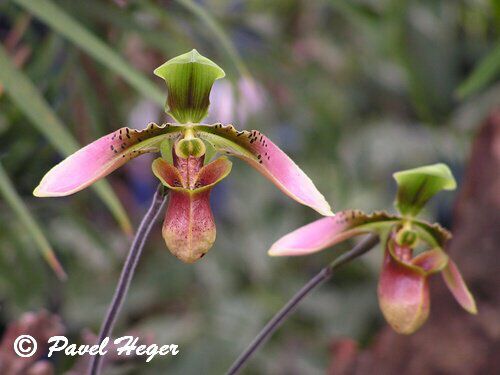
[226,234,379,375]
[89,185,167,375]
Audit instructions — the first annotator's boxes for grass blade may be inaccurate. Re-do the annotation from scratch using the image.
[13,0,164,105]
[457,42,500,99]
[0,43,132,234]
[0,162,67,280]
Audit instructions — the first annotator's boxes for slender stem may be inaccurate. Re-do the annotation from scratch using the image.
[89,185,168,375]
[226,234,379,375]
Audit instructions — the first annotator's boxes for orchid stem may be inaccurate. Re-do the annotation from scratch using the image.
[89,185,167,375]
[226,234,379,375]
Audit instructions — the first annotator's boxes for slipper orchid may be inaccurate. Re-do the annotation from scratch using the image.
[269,163,476,334]
[34,50,332,263]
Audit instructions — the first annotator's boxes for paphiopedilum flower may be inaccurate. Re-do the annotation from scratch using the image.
[34,50,332,263]
[269,163,476,334]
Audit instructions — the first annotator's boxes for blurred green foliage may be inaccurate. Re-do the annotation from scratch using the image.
[0,0,498,373]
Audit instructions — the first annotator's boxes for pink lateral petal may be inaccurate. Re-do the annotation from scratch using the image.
[195,124,333,216]
[269,210,399,256]
[378,245,430,334]
[442,259,477,314]
[34,123,182,197]
[162,190,216,263]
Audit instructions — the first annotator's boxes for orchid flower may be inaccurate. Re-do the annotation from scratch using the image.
[269,163,477,334]
[33,50,332,263]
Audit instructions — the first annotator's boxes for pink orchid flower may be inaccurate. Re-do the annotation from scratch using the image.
[269,164,477,334]
[34,50,332,263]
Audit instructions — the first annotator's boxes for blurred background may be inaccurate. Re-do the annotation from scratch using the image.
[0,0,498,374]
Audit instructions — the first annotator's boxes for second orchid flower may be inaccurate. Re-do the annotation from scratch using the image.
[269,163,477,334]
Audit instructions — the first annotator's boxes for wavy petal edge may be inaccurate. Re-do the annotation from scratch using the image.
[195,123,333,216]
[34,123,182,197]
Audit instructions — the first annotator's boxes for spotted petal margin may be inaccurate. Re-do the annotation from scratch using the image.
[34,123,182,197]
[194,123,333,216]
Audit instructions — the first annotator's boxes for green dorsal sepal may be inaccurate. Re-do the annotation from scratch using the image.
[154,49,225,124]
[393,163,456,217]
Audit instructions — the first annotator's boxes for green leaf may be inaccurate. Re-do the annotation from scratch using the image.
[0,43,132,234]
[154,50,225,123]
[0,162,66,280]
[12,0,164,105]
[393,163,456,217]
[457,42,500,98]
